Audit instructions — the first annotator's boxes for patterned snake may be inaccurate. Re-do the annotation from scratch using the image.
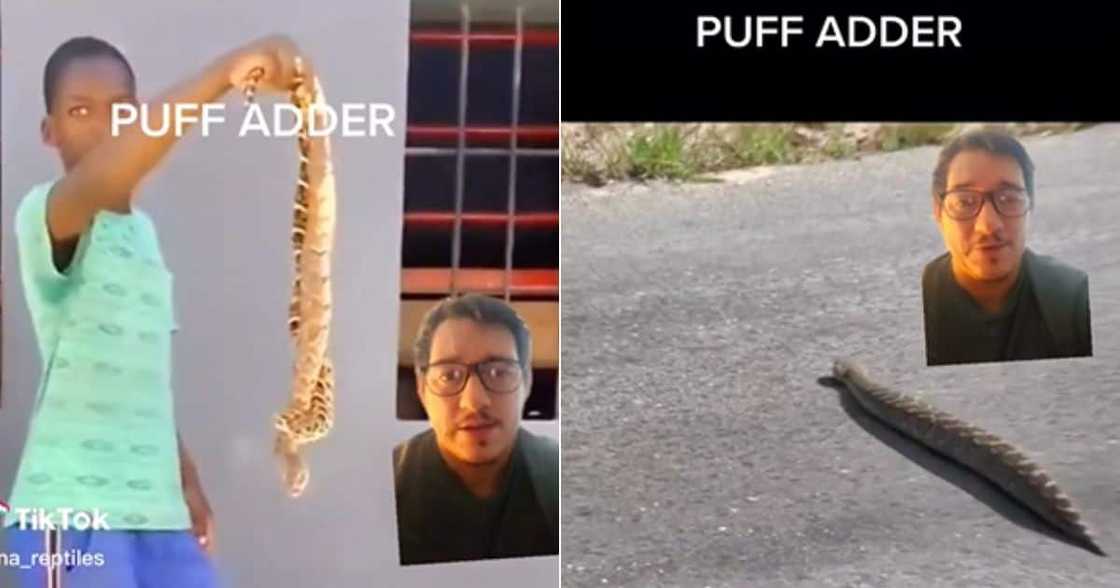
[831,358,1105,556]
[242,58,336,498]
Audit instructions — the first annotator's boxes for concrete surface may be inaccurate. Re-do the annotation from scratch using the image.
[560,125,1120,587]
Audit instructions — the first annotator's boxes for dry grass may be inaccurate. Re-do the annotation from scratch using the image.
[562,123,1092,185]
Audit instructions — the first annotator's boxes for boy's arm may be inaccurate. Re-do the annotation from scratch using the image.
[46,35,306,243]
[178,432,202,487]
[179,432,216,554]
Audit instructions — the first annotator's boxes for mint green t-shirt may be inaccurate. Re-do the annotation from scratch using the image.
[4,180,189,531]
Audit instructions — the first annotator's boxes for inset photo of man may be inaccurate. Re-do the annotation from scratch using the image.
[393,295,558,565]
[923,130,1093,366]
[389,0,558,571]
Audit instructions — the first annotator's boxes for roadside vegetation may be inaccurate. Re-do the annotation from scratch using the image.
[561,123,1091,185]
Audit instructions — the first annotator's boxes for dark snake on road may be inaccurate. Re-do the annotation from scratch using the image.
[831,358,1105,556]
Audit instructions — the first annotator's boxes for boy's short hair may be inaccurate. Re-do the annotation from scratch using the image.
[43,36,136,113]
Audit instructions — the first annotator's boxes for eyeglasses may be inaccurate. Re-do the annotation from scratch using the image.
[420,360,524,397]
[939,188,1032,221]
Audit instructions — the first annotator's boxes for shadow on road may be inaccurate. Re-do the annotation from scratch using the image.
[817,376,1105,557]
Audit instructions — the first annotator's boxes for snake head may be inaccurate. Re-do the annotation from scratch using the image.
[832,357,869,381]
[274,432,309,498]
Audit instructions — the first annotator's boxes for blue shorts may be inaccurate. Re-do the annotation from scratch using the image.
[4,527,220,588]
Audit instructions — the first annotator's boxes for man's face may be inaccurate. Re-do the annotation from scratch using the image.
[43,56,136,170]
[417,318,529,467]
[934,149,1030,283]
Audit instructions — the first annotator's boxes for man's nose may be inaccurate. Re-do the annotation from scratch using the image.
[973,197,1004,235]
[459,372,492,411]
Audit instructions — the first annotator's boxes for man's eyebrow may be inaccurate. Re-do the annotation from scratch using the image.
[428,354,519,365]
[946,180,1025,192]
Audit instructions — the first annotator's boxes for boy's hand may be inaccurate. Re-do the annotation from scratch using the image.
[228,34,312,95]
[184,478,216,555]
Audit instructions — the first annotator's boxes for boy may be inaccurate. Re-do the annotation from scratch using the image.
[4,34,308,587]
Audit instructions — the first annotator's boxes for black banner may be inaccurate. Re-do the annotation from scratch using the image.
[562,2,1120,121]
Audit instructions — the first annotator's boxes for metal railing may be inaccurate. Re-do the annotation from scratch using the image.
[402,5,559,301]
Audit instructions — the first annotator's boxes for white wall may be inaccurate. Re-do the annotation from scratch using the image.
[3,1,554,585]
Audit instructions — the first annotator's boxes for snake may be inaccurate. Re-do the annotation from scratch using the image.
[831,358,1106,556]
[242,57,337,498]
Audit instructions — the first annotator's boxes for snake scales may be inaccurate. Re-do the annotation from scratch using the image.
[242,58,336,498]
[831,359,1105,556]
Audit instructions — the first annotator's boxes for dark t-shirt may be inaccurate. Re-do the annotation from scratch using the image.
[922,251,1090,366]
[393,429,558,565]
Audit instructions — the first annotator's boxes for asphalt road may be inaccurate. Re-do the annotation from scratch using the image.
[560,125,1120,587]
